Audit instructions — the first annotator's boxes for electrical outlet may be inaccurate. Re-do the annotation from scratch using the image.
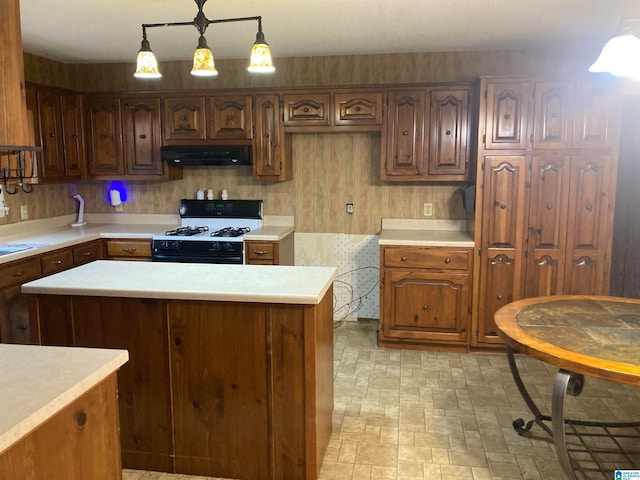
[423,203,433,217]
[20,205,28,220]
[346,203,354,214]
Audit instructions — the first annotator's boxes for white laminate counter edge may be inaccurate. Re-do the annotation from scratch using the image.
[244,225,295,241]
[0,344,128,454]
[22,261,337,305]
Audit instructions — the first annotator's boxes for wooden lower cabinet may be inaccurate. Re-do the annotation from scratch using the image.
[379,246,472,350]
[0,256,42,344]
[0,374,122,480]
[30,289,334,480]
[245,233,294,265]
[103,238,152,260]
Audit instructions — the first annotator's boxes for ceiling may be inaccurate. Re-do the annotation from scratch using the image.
[19,0,640,65]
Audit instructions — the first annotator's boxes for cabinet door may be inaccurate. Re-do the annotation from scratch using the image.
[208,95,253,139]
[0,285,33,345]
[60,93,85,178]
[334,92,383,126]
[382,270,470,344]
[564,154,615,294]
[525,155,571,297]
[71,297,173,472]
[122,97,163,176]
[169,301,270,478]
[427,88,469,179]
[163,96,206,141]
[383,90,425,178]
[253,94,288,180]
[85,96,124,176]
[37,89,65,178]
[476,156,528,345]
[572,81,620,149]
[484,81,530,150]
[283,93,331,127]
[532,81,573,149]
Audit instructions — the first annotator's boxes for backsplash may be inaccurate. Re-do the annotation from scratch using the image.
[2,133,467,235]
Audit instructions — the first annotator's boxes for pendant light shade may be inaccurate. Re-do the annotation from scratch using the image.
[133,0,275,79]
[248,22,275,73]
[191,35,218,77]
[134,35,162,79]
[589,18,640,80]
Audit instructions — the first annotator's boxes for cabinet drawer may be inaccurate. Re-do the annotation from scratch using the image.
[0,257,42,289]
[383,247,470,271]
[105,239,152,259]
[246,242,275,262]
[334,92,384,126]
[41,249,74,275]
[73,241,101,265]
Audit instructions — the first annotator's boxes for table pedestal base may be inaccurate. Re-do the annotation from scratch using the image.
[507,346,640,480]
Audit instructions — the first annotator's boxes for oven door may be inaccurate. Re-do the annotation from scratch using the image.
[152,239,244,264]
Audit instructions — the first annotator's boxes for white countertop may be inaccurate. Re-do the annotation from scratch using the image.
[379,218,475,247]
[0,214,294,264]
[23,260,337,305]
[0,343,128,454]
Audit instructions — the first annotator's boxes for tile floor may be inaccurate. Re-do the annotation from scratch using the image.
[123,320,640,480]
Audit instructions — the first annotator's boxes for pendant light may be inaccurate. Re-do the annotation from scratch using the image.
[589,17,640,80]
[248,18,275,73]
[134,28,162,79]
[134,0,275,79]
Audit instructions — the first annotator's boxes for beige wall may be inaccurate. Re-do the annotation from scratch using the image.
[5,46,602,234]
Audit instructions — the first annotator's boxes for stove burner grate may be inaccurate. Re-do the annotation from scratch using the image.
[165,226,210,236]
[210,227,251,238]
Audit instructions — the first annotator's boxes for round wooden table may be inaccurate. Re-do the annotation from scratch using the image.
[495,295,640,480]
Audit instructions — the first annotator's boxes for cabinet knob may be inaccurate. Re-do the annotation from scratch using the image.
[444,258,450,264]
[139,134,146,139]
[585,203,593,212]
[497,294,503,300]
[402,131,408,136]
[500,204,507,209]
[445,130,451,135]
[303,107,310,113]
[227,115,234,120]
[180,115,187,121]
[547,204,553,210]
[12,271,25,277]
[504,114,511,120]
[264,133,270,139]
[400,256,407,262]
[100,134,107,139]
[174,337,182,346]
[49,132,56,138]
[355,106,362,112]
[422,304,429,310]
[18,324,29,331]
[72,133,79,139]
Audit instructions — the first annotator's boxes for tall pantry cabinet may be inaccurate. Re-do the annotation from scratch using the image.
[472,76,622,347]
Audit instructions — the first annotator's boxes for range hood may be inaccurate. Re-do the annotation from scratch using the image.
[161,145,251,167]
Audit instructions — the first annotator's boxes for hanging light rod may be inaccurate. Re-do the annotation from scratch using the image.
[134,0,275,79]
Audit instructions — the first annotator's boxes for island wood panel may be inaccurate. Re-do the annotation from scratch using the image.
[169,301,270,479]
[70,296,173,472]
[0,374,122,480]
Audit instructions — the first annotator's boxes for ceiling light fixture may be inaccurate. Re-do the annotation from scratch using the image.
[134,0,275,79]
[589,17,640,80]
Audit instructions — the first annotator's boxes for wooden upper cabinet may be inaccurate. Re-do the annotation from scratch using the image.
[208,95,253,139]
[572,81,620,149]
[334,92,383,126]
[60,93,85,178]
[484,81,530,150]
[427,88,470,179]
[253,95,290,181]
[163,96,206,141]
[84,95,124,176]
[383,90,425,178]
[36,89,65,178]
[283,94,331,127]
[532,82,573,150]
[122,97,163,176]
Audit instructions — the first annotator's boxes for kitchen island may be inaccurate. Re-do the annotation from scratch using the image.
[0,343,128,479]
[22,261,336,480]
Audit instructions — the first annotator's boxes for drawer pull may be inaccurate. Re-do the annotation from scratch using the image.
[12,271,25,277]
[400,256,407,262]
[423,304,429,310]
[444,258,450,264]
[19,324,29,331]
[497,294,503,301]
[52,260,63,265]
[81,252,92,256]
[253,250,269,255]
[122,247,137,253]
